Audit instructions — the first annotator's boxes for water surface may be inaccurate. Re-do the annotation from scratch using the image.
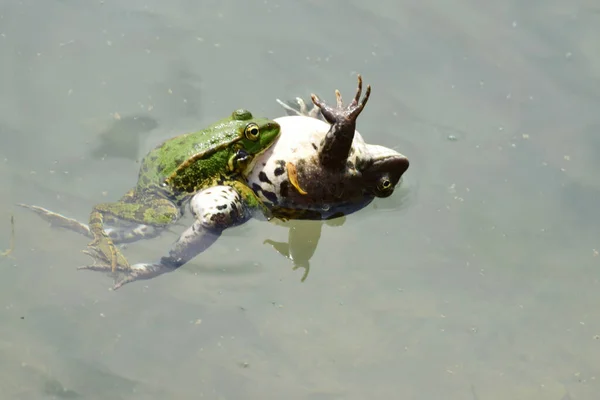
[1,1,599,399]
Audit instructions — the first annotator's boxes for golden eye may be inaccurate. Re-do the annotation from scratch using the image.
[244,123,260,141]
[377,178,392,192]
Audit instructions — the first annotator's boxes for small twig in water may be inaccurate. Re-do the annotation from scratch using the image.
[1,215,15,257]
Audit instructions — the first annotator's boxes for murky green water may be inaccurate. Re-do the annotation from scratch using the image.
[1,1,599,399]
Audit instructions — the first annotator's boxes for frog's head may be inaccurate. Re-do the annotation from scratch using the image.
[357,144,409,198]
[230,109,281,156]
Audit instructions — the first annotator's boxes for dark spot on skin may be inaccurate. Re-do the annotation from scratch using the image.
[262,190,278,204]
[258,171,272,184]
[230,202,239,215]
[205,191,212,195]
[311,142,318,151]
[150,154,159,163]
[261,162,266,167]
[157,164,165,174]
[174,157,185,166]
[280,180,289,198]
[217,204,227,210]
[346,160,355,170]
[273,167,285,176]
[252,183,264,203]
[210,214,218,222]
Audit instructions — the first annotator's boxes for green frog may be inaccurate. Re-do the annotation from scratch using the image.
[19,75,410,290]
[82,109,281,276]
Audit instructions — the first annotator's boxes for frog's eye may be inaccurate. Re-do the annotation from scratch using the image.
[375,177,393,196]
[244,123,260,141]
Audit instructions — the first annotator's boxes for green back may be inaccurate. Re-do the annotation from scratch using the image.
[136,109,280,195]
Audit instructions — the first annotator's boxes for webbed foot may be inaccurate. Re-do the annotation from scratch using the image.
[310,74,371,124]
[78,254,165,290]
[312,74,372,170]
[87,208,133,273]
[85,233,130,274]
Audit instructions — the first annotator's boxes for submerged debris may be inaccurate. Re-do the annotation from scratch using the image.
[1,215,15,257]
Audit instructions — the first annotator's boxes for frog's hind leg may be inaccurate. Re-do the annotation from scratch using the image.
[17,204,93,238]
[87,198,179,274]
[80,184,266,290]
[17,203,163,245]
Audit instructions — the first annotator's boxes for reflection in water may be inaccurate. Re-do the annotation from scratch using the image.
[264,217,346,282]
[89,114,159,161]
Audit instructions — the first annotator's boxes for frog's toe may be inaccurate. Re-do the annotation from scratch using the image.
[77,261,130,273]
[84,238,130,272]
[77,264,113,272]
[112,274,136,290]
[111,263,169,290]
[276,98,303,116]
[80,248,129,272]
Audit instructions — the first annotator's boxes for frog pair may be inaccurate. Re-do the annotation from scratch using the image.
[19,75,410,290]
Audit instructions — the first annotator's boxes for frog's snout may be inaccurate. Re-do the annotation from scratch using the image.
[389,155,409,186]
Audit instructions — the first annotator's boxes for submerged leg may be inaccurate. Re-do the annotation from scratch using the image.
[79,184,268,290]
[18,204,92,238]
[87,198,179,274]
[17,203,166,244]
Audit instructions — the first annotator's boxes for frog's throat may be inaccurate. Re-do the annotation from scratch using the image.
[242,146,270,177]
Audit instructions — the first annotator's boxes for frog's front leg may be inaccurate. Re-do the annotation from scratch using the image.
[80,184,265,290]
[86,198,179,273]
